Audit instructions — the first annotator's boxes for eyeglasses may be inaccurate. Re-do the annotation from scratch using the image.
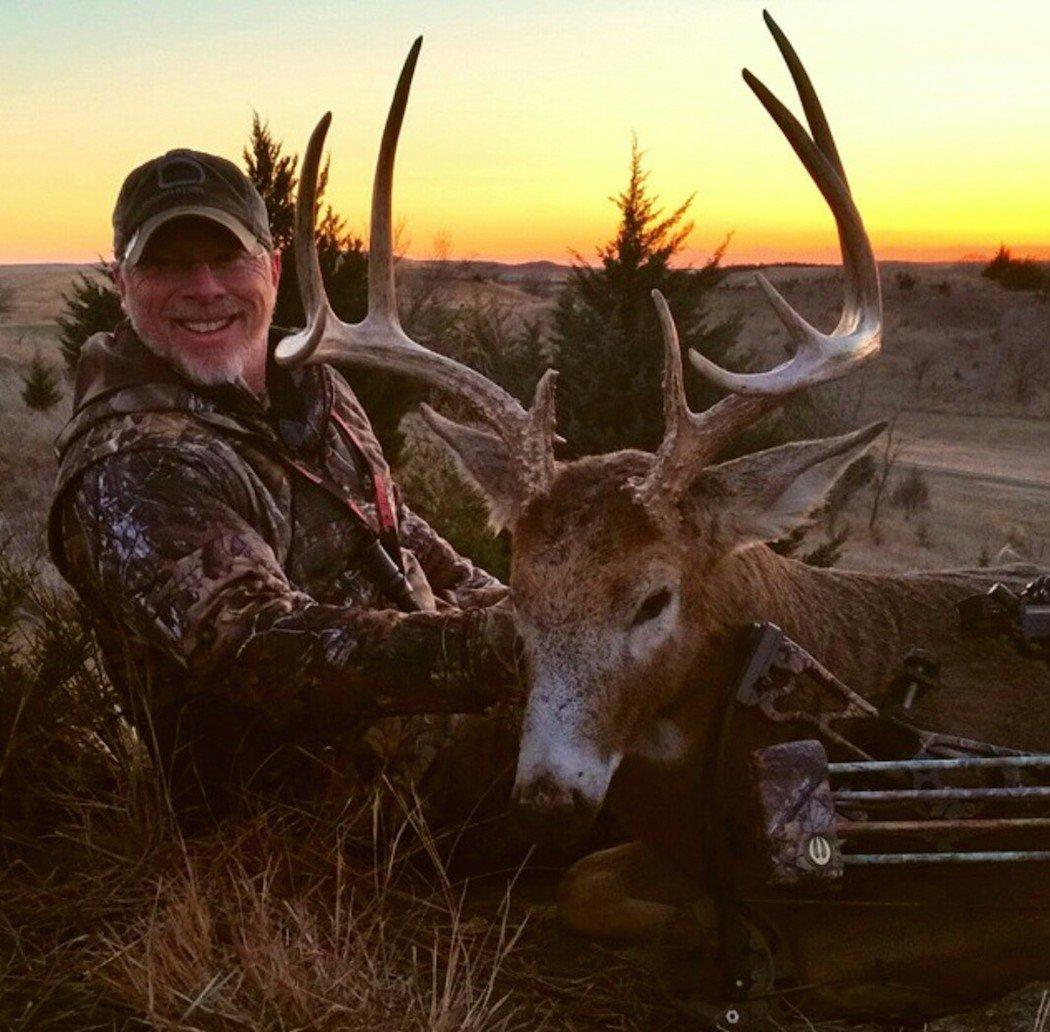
[129,250,267,282]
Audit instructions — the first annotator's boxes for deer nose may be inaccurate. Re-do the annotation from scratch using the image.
[511,776,599,854]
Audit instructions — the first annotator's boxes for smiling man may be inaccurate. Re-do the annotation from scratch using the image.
[47,149,521,823]
[109,151,279,392]
[115,218,277,390]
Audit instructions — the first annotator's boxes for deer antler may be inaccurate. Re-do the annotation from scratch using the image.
[632,11,882,508]
[275,39,557,507]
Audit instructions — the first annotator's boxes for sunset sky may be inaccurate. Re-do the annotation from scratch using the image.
[2,0,1047,267]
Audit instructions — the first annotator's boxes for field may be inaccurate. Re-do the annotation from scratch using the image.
[710,262,1050,572]
[0,259,1047,1029]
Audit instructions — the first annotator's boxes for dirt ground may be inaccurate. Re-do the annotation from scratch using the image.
[833,409,1050,573]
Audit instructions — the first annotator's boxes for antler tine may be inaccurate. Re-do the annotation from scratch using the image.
[366,35,420,327]
[686,14,881,398]
[631,291,705,506]
[652,290,688,441]
[632,294,779,508]
[280,112,333,363]
[762,10,846,188]
[275,40,558,477]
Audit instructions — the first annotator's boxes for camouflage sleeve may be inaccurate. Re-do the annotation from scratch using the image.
[64,446,517,735]
[397,503,508,608]
[320,364,505,608]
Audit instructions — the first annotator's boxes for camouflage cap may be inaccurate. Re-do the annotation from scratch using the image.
[113,149,273,265]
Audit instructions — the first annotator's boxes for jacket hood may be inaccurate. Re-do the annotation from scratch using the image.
[69,322,185,415]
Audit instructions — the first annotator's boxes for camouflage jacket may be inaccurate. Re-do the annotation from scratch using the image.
[48,322,514,814]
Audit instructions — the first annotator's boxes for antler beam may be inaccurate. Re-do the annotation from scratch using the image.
[687,10,881,399]
[275,39,557,504]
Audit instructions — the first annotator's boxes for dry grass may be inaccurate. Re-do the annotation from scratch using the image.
[0,360,70,569]
[714,261,1050,420]
[1,755,696,1030]
[0,554,697,1031]
[4,793,526,1030]
[87,796,529,1031]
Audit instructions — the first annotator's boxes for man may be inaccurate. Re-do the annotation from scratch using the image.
[48,148,520,823]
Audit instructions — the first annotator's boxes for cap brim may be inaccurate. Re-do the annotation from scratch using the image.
[121,205,262,266]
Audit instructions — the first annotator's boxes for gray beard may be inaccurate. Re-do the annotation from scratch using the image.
[134,325,252,389]
[164,346,249,388]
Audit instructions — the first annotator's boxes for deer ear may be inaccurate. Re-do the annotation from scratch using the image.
[417,404,522,531]
[690,421,885,551]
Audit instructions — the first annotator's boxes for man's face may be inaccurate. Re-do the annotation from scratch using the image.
[114,216,280,391]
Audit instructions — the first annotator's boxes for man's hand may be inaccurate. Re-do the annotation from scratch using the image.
[464,602,526,707]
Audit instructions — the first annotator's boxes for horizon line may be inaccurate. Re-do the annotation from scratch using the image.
[3,252,1049,269]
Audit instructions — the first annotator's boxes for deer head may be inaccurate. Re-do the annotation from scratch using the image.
[278,13,883,847]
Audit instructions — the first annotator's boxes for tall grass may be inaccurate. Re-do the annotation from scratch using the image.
[0,550,527,1030]
[0,360,70,567]
[88,793,527,1031]
[0,552,689,1031]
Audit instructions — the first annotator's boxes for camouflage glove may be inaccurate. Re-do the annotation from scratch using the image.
[360,603,524,717]
[462,602,526,707]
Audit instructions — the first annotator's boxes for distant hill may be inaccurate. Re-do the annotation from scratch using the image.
[2,259,1047,408]
[401,258,570,285]
[0,260,575,327]
[0,263,108,328]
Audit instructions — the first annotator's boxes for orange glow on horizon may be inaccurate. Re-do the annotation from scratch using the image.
[1,1,1046,270]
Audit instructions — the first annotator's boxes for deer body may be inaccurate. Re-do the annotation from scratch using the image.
[281,15,1049,1016]
[519,508,1050,1016]
[601,549,1050,860]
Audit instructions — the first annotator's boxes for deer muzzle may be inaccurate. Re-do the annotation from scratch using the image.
[511,718,623,852]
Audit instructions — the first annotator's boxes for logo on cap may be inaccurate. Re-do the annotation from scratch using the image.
[158,156,206,190]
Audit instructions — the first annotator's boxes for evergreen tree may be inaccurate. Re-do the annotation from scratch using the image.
[243,112,298,253]
[242,114,370,330]
[549,138,740,456]
[982,244,1047,293]
[56,268,124,375]
[21,350,63,411]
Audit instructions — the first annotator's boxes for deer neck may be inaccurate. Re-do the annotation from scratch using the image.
[695,545,977,704]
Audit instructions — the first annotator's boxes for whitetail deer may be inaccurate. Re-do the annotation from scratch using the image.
[279,16,1049,1017]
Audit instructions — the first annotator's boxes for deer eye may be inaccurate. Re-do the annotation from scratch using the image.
[631,588,672,627]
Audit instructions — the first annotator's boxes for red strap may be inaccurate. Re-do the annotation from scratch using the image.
[328,410,399,539]
[285,457,374,530]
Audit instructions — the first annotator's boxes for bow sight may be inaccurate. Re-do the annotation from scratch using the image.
[958,574,1050,660]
